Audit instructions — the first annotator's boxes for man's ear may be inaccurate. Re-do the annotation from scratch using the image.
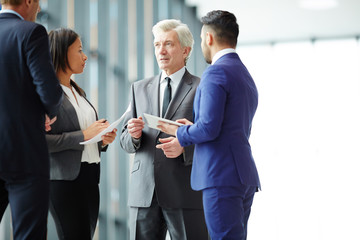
[183,46,191,56]
[25,0,32,7]
[206,32,213,46]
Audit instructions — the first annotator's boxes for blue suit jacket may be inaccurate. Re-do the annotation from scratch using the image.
[177,53,261,191]
[0,13,63,176]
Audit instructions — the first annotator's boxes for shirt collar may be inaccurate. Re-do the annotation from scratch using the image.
[160,66,186,84]
[0,9,24,20]
[211,48,237,65]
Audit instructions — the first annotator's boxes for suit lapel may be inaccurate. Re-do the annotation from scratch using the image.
[146,75,161,117]
[164,70,193,120]
[62,96,81,130]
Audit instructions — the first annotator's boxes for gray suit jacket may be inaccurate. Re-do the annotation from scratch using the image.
[46,90,104,181]
[120,69,203,209]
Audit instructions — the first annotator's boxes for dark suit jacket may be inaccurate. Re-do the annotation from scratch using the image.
[46,88,104,181]
[120,69,203,209]
[0,13,63,176]
[177,53,261,191]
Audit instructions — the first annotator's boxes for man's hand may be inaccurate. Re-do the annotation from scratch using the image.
[127,116,145,139]
[157,118,193,136]
[45,114,57,132]
[156,137,184,158]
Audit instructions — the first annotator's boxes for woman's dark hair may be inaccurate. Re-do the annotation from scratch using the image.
[201,10,239,47]
[49,28,78,74]
[49,28,85,96]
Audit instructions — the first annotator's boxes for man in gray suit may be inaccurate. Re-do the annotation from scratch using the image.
[120,19,208,240]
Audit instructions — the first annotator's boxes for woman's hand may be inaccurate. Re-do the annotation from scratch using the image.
[83,119,109,141]
[101,128,117,145]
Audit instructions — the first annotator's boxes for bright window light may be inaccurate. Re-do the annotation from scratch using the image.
[239,38,360,240]
[299,0,338,10]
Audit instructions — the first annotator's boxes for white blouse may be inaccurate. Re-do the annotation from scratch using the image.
[61,84,100,164]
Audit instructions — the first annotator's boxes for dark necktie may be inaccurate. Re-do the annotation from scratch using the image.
[162,77,172,117]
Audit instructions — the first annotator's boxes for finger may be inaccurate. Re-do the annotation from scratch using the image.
[128,122,144,129]
[159,143,173,151]
[105,132,117,138]
[157,125,170,133]
[49,116,57,125]
[102,136,115,143]
[132,118,145,124]
[109,130,117,136]
[132,123,145,128]
[176,118,187,124]
[130,127,142,134]
[158,137,174,143]
[165,153,176,158]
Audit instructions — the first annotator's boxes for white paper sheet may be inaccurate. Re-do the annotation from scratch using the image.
[143,113,183,131]
[80,104,131,145]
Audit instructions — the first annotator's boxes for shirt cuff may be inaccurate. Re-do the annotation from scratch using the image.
[132,137,141,147]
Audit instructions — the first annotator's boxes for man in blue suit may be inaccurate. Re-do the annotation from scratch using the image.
[158,10,261,240]
[0,0,63,239]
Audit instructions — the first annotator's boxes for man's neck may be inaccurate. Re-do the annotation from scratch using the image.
[2,4,27,20]
[211,48,236,65]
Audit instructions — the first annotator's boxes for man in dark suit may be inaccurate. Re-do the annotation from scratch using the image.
[158,10,261,240]
[0,0,63,239]
[120,19,208,240]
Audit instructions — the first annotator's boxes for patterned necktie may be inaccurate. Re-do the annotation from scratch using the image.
[162,77,172,117]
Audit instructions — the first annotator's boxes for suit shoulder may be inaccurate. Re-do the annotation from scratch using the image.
[14,20,46,34]
[184,70,200,85]
[189,73,200,82]
[132,75,159,88]
[204,64,226,77]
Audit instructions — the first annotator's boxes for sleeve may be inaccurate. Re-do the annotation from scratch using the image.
[100,142,108,152]
[177,67,227,147]
[25,24,63,119]
[46,130,85,153]
[119,84,141,153]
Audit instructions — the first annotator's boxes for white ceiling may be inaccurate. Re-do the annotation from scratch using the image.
[185,0,360,45]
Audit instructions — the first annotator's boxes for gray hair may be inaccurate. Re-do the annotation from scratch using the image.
[152,19,194,64]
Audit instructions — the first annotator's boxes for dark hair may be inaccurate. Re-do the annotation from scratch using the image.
[1,0,24,6]
[201,10,239,47]
[48,28,85,96]
[49,28,79,74]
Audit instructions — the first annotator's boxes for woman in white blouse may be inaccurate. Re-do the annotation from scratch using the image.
[46,28,117,240]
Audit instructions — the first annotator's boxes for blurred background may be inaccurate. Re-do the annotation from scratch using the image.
[1,0,360,239]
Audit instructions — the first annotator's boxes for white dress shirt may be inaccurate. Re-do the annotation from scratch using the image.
[211,48,237,65]
[159,66,185,117]
[0,9,24,20]
[61,85,100,164]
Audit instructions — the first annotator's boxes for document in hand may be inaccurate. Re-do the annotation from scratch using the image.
[143,113,183,131]
[80,104,131,145]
